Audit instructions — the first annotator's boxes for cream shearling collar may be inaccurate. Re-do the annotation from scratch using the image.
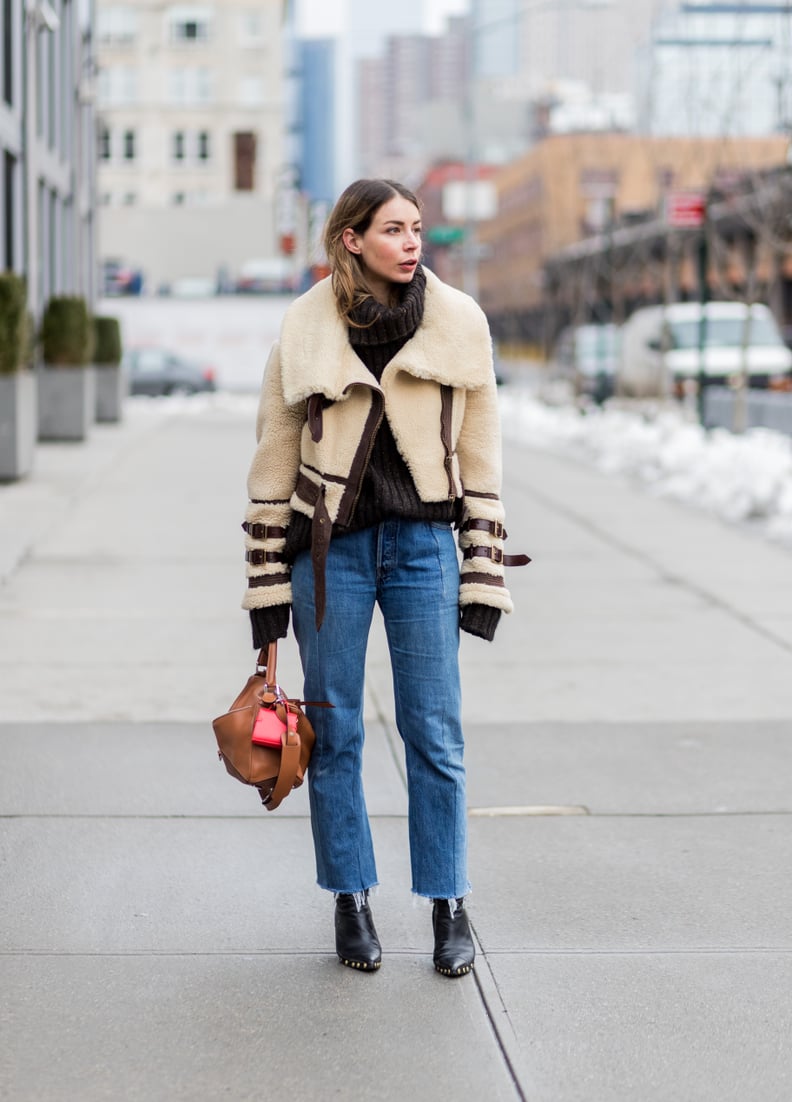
[278,267,493,404]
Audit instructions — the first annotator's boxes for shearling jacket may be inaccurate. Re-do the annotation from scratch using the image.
[242,267,523,624]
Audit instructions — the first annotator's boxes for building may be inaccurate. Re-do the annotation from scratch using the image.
[357,17,471,182]
[638,1,792,136]
[96,0,288,291]
[0,0,97,314]
[297,39,335,207]
[475,132,790,344]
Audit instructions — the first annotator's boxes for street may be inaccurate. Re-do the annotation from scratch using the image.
[1,344,792,1098]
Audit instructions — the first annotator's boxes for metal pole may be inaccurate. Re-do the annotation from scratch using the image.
[696,209,709,425]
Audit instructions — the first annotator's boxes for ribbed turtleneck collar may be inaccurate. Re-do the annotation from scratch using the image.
[347,265,426,347]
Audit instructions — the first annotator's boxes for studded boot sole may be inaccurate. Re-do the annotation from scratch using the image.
[335,893,382,972]
[432,898,475,977]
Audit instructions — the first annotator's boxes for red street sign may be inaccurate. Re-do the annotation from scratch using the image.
[665,191,706,227]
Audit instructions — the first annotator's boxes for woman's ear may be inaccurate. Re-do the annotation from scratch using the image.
[341,228,361,255]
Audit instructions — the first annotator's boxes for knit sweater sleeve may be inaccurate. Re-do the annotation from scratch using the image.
[460,603,501,642]
[250,605,291,649]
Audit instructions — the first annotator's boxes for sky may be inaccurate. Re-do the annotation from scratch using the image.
[295,0,470,37]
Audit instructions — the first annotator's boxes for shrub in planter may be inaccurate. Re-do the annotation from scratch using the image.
[0,273,37,480]
[92,314,125,423]
[38,295,96,441]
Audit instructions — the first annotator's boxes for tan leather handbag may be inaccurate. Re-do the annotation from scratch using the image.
[212,643,328,810]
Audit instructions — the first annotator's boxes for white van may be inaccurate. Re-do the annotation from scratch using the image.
[617,301,792,398]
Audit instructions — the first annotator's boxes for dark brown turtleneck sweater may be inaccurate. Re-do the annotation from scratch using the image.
[251,266,501,646]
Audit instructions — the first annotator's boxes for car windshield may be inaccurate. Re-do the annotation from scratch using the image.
[670,315,782,349]
[577,328,619,351]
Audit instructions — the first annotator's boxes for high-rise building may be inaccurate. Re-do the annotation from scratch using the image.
[357,16,471,181]
[96,0,288,290]
[638,1,792,136]
[298,39,336,206]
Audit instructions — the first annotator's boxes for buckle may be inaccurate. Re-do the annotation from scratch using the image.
[492,521,505,539]
[490,546,503,565]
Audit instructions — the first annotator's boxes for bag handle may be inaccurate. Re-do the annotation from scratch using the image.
[256,642,278,683]
[256,642,333,709]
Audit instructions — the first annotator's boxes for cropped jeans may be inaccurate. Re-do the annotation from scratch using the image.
[291,519,470,900]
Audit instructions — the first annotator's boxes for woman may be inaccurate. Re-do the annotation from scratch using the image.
[242,179,526,977]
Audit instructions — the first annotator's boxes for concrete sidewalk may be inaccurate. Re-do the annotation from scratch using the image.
[2,392,792,1101]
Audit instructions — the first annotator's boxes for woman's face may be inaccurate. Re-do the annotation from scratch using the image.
[342,195,422,303]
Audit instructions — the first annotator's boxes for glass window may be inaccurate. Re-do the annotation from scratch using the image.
[670,315,784,350]
[3,0,13,105]
[172,130,185,160]
[99,124,112,160]
[4,152,15,269]
[197,130,211,161]
[238,11,264,45]
[168,67,213,104]
[238,75,263,106]
[195,67,213,102]
[168,5,211,43]
[123,129,136,160]
[97,6,139,45]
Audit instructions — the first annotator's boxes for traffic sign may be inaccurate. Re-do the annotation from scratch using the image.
[665,191,706,228]
[426,225,466,246]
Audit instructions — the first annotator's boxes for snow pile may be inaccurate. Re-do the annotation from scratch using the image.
[500,390,792,545]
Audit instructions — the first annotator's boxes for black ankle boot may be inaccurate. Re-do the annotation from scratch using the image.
[432,897,474,977]
[335,892,382,971]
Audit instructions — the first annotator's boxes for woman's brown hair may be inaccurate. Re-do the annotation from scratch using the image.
[323,178,421,325]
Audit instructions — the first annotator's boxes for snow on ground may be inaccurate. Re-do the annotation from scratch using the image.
[500,388,792,548]
[127,386,792,549]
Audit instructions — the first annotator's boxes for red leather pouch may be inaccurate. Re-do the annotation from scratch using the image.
[251,704,298,747]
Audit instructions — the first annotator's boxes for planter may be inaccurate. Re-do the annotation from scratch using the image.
[37,364,96,442]
[0,372,37,480]
[95,363,126,423]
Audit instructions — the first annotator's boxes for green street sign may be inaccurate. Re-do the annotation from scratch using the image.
[426,225,466,245]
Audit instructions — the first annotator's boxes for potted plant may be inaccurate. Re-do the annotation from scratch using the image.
[0,273,36,481]
[93,315,124,422]
[37,295,95,441]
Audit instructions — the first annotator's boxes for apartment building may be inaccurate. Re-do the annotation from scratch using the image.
[96,0,287,290]
[476,132,790,342]
[0,0,96,314]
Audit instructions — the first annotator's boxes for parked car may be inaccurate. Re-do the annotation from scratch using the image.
[124,346,216,396]
[235,258,295,294]
[617,301,792,398]
[554,323,620,403]
[102,259,144,296]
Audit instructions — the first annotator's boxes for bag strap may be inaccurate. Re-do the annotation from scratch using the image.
[264,704,301,811]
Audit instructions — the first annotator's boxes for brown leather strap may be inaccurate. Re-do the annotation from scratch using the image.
[310,485,331,631]
[462,518,507,538]
[245,549,285,565]
[462,545,531,567]
[264,702,301,810]
[242,522,288,540]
